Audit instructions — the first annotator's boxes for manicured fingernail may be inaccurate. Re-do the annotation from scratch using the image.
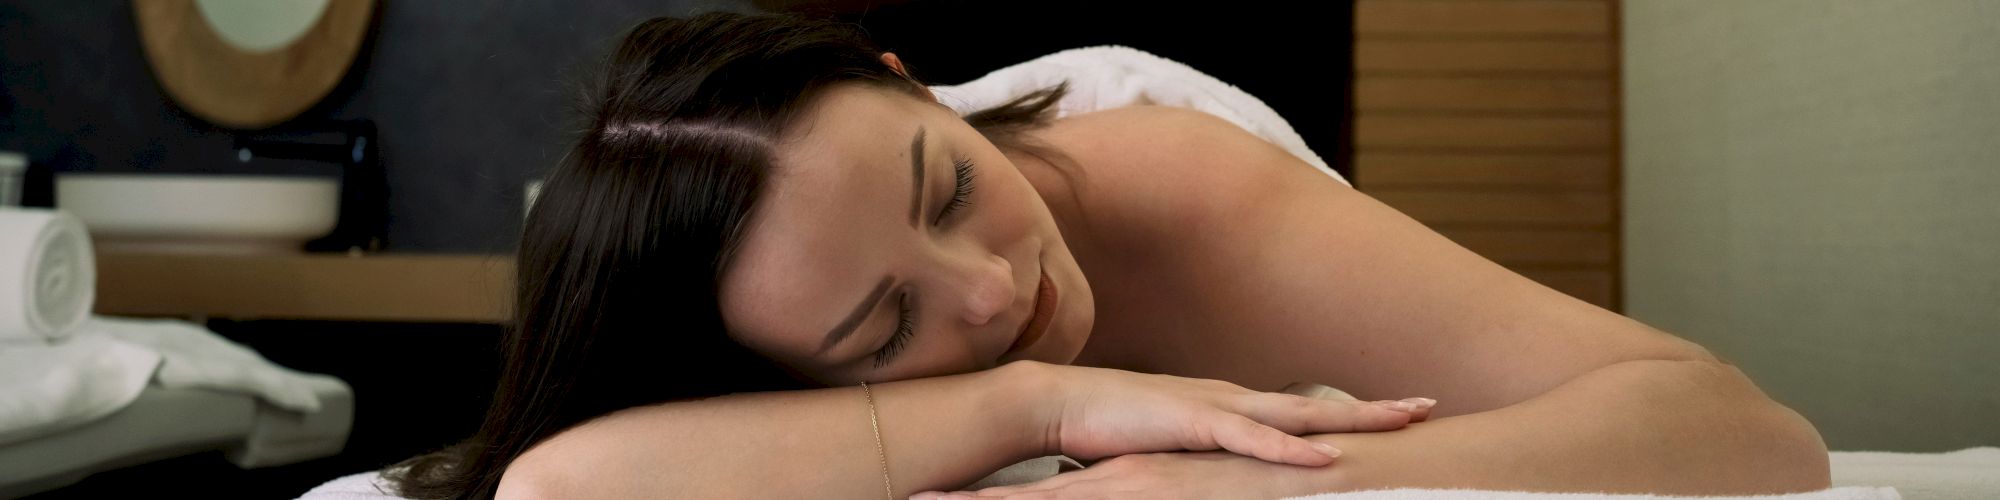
[1375,400,1418,412]
[1401,397,1437,409]
[910,492,942,500]
[1313,442,1343,458]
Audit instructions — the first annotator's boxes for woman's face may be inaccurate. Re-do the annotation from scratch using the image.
[719,84,1094,385]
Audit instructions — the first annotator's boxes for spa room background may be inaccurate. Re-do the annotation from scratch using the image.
[2,0,1993,497]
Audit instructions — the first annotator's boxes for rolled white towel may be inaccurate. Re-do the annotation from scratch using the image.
[0,208,95,343]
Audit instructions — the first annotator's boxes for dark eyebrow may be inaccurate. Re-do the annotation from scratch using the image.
[908,127,926,227]
[820,275,894,354]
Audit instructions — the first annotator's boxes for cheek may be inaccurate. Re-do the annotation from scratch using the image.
[868,349,985,383]
[983,161,1051,236]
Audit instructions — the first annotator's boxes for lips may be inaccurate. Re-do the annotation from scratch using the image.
[1005,269,1058,358]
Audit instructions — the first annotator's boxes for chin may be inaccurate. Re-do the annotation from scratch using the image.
[1046,283,1094,366]
[1053,318,1093,365]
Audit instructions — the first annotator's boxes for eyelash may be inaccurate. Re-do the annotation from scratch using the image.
[936,158,976,223]
[876,294,915,368]
[877,158,977,367]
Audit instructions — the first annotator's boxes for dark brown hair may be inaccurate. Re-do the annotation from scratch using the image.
[382,12,1066,499]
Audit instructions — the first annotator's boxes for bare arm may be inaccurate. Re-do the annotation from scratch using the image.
[947,360,1828,498]
[500,364,1046,499]
[497,361,1421,499]
[1307,359,1831,494]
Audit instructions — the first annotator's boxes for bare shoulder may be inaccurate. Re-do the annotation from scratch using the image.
[495,417,629,499]
[1038,105,1313,180]
[1023,106,1337,233]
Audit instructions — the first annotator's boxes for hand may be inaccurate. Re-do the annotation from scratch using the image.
[1008,361,1434,468]
[912,450,1323,500]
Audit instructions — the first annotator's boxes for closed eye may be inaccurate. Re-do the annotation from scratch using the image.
[875,293,915,368]
[935,157,975,224]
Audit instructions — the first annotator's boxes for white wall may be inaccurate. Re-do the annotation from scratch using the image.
[1624,0,2000,451]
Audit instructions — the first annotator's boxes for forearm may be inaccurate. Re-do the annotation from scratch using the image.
[501,362,1053,498]
[1305,359,1831,495]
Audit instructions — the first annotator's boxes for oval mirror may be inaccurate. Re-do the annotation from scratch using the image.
[194,0,331,53]
[134,0,375,129]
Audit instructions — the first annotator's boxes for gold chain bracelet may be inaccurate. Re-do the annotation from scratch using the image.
[861,381,893,500]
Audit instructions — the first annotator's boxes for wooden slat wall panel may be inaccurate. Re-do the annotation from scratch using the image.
[1355,39,1611,75]
[1352,0,1620,309]
[1355,116,1612,150]
[1354,78,1612,113]
[1356,0,1610,36]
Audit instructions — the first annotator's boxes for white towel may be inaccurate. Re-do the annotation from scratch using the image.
[295,463,1918,500]
[82,315,344,413]
[297,470,405,500]
[1284,487,1900,500]
[1829,447,1999,500]
[0,315,343,447]
[0,333,160,446]
[927,45,1350,187]
[0,208,95,342]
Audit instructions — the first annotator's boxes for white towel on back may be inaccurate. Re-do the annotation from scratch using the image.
[928,45,1349,186]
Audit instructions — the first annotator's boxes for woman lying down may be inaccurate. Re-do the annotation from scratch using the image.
[386,13,1831,500]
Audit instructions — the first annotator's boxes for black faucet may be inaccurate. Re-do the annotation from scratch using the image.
[233,119,388,253]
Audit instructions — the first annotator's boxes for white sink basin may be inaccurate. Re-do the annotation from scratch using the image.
[56,174,340,253]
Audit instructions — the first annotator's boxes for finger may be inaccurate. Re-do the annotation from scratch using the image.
[997,491,1067,500]
[1402,397,1436,422]
[1369,398,1438,423]
[1206,413,1343,466]
[1237,393,1414,434]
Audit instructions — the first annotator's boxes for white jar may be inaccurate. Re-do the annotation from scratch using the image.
[0,151,27,207]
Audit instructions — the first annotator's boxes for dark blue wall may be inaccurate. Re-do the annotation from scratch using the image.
[1,0,747,252]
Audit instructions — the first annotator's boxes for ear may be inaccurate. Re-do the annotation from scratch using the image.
[880,52,911,77]
[879,52,938,103]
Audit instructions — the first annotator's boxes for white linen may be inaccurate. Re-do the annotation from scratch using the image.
[84,315,345,413]
[299,470,397,500]
[927,45,1349,186]
[0,314,345,447]
[1828,447,1999,500]
[0,333,160,446]
[1285,487,1900,500]
[302,449,2000,500]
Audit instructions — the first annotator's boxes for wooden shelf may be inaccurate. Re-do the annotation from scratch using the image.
[94,251,515,324]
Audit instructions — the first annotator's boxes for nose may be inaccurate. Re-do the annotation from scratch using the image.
[953,253,1014,326]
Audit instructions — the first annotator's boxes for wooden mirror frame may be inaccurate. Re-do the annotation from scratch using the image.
[134,0,375,129]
